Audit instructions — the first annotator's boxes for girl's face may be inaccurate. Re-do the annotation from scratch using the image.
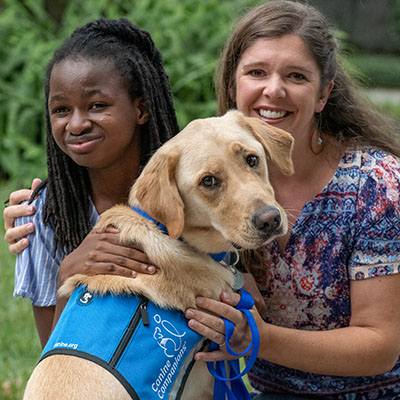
[234,35,332,144]
[48,58,147,172]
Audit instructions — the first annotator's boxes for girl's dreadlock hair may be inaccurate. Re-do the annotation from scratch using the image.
[35,18,179,253]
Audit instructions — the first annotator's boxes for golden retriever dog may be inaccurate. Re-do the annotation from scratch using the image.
[24,110,294,400]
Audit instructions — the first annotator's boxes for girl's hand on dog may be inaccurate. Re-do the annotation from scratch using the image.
[57,226,157,286]
[185,292,263,362]
[3,178,42,254]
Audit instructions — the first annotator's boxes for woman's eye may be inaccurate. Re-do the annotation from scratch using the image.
[248,69,265,78]
[246,154,259,168]
[289,72,306,81]
[200,175,220,188]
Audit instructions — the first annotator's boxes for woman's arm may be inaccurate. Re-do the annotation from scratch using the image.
[4,178,42,254]
[186,273,400,376]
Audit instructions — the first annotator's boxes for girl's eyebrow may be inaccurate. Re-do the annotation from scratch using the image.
[49,89,104,103]
[82,88,103,96]
[49,94,64,102]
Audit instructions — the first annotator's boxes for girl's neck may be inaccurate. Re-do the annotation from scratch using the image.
[89,163,140,215]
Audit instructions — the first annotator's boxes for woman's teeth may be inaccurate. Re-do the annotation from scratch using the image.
[259,109,287,119]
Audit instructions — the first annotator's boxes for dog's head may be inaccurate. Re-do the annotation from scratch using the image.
[130,110,294,253]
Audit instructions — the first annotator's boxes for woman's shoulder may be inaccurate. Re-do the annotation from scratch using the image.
[328,148,399,203]
[360,148,400,188]
[342,148,400,210]
[340,147,400,178]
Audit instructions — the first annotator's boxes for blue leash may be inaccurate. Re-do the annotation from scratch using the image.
[207,289,260,400]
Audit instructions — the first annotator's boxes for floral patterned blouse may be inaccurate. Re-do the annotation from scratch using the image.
[248,148,400,399]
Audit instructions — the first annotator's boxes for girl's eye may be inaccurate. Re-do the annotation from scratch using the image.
[52,106,68,115]
[246,154,259,168]
[91,103,107,110]
[200,175,220,188]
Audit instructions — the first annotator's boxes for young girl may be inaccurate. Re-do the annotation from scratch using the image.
[8,18,179,347]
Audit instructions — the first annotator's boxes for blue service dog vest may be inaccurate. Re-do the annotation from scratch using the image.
[41,285,206,400]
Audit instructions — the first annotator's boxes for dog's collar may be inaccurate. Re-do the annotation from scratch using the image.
[131,206,169,235]
[130,206,227,262]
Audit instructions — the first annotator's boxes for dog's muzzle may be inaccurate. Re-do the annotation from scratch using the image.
[252,205,283,238]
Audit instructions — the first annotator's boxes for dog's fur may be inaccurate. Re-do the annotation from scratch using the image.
[24,110,294,399]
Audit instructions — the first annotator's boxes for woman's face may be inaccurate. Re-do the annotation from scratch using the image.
[234,34,332,143]
[48,58,147,172]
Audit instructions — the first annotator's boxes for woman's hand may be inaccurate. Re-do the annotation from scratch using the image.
[3,178,42,254]
[185,291,262,362]
[57,226,157,286]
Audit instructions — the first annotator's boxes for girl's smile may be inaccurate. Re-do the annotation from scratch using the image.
[65,133,103,154]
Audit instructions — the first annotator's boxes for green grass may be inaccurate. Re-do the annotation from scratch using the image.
[0,182,41,400]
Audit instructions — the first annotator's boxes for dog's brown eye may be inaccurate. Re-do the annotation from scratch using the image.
[246,154,259,168]
[200,175,219,188]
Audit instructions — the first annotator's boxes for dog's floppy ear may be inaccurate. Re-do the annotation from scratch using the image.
[236,112,294,176]
[131,150,185,239]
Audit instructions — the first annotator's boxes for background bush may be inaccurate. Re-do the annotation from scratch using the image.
[349,53,400,88]
[1,0,399,187]
[0,0,264,186]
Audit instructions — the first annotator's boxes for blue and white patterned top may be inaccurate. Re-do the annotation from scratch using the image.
[248,148,400,399]
[14,188,99,306]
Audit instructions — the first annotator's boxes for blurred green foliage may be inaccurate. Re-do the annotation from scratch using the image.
[0,0,262,185]
[395,0,400,38]
[349,53,400,88]
[1,0,399,187]
[375,102,400,122]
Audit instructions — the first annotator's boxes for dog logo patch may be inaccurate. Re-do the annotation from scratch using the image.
[78,290,94,306]
[152,313,186,358]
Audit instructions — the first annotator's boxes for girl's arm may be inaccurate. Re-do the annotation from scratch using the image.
[31,226,156,347]
[186,273,400,376]
[32,305,56,349]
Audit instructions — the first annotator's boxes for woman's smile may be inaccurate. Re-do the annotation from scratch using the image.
[234,34,331,141]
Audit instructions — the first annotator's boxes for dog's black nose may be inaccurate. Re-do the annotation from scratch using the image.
[252,206,281,236]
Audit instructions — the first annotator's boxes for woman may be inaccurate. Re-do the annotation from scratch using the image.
[184,1,400,399]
